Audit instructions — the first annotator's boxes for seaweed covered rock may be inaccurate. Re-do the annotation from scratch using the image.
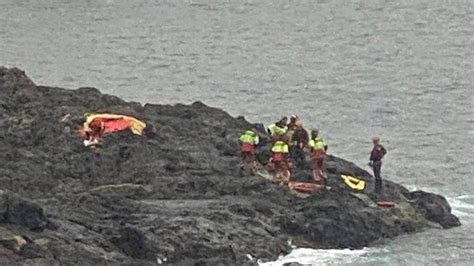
[0,67,460,264]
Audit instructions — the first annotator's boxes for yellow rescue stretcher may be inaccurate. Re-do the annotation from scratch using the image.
[341,175,366,191]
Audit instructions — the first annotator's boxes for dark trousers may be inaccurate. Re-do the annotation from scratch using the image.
[290,146,305,168]
[373,161,383,194]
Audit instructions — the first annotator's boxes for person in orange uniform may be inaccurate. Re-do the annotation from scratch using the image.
[268,117,291,183]
[308,129,328,186]
[239,129,260,169]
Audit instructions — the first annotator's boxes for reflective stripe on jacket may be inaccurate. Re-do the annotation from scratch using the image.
[268,124,288,136]
[272,141,289,153]
[309,137,326,150]
[240,130,259,145]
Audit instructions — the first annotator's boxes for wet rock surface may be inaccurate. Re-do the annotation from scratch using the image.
[0,67,460,265]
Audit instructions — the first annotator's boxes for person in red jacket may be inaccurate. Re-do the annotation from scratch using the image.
[369,136,387,194]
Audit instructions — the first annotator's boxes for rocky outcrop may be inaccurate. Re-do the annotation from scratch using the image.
[0,67,460,265]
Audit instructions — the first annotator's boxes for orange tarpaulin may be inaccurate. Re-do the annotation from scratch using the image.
[82,113,147,136]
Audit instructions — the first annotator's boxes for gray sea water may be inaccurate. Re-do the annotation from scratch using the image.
[1,0,473,264]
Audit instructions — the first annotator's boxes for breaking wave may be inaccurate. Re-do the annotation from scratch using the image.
[261,188,474,265]
[259,248,371,265]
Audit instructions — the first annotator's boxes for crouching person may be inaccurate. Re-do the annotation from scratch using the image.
[80,117,105,148]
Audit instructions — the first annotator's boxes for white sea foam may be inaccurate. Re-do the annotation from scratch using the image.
[449,198,474,210]
[406,185,474,219]
[456,194,474,200]
[260,193,474,266]
[404,184,442,194]
[259,248,371,266]
[447,195,474,220]
[404,185,474,216]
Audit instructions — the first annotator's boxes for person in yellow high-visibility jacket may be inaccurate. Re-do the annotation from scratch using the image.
[309,129,328,185]
[239,129,259,167]
[267,117,288,141]
[268,117,292,183]
[271,137,291,183]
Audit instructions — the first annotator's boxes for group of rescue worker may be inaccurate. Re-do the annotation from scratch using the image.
[81,112,387,194]
[239,115,387,194]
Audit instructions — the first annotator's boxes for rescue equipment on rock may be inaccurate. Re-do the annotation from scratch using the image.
[80,113,147,147]
[288,181,325,194]
[341,175,366,191]
[82,113,146,135]
[376,201,396,208]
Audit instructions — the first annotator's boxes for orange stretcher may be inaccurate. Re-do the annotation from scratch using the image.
[377,201,396,208]
[288,181,325,194]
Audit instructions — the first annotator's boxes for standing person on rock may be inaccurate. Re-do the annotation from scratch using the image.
[268,117,291,183]
[267,117,288,138]
[271,134,291,183]
[286,115,298,159]
[290,119,309,168]
[286,115,298,137]
[239,129,260,172]
[309,129,328,186]
[369,136,387,195]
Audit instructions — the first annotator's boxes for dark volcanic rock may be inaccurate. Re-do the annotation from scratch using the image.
[0,190,49,231]
[0,67,460,265]
[405,191,461,229]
